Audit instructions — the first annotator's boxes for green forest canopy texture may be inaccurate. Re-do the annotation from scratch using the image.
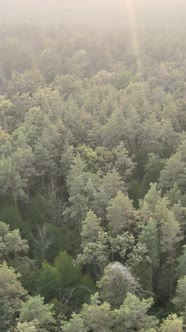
[0,0,186,331]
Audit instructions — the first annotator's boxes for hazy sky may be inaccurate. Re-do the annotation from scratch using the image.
[0,0,185,24]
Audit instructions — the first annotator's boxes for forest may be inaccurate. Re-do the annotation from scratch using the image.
[0,1,186,331]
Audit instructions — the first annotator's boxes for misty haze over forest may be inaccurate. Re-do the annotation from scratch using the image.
[0,0,186,24]
[1,0,186,331]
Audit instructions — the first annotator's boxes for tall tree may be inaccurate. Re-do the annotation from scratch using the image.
[0,262,27,332]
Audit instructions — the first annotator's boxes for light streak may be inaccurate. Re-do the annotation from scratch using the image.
[125,0,143,74]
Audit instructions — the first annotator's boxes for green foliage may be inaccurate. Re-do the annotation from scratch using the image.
[172,276,186,322]
[34,262,59,302]
[19,295,55,330]
[66,155,98,230]
[159,152,183,192]
[0,204,25,231]
[81,293,113,332]
[14,320,41,332]
[0,95,15,132]
[0,221,29,262]
[114,293,158,332]
[80,210,103,247]
[1,14,186,330]
[159,314,184,332]
[77,211,109,268]
[62,293,113,332]
[106,191,134,236]
[7,68,45,96]
[113,70,133,90]
[136,219,159,291]
[62,313,87,332]
[97,262,138,307]
[177,246,186,278]
[109,232,135,261]
[143,153,166,190]
[35,251,94,311]
[139,219,159,269]
[0,262,27,331]
[94,169,126,220]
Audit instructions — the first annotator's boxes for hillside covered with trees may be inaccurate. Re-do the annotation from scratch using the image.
[0,1,186,331]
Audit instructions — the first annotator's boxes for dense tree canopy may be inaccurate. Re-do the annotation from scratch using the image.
[0,3,186,330]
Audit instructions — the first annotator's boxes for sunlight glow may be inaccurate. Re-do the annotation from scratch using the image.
[125,0,143,74]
